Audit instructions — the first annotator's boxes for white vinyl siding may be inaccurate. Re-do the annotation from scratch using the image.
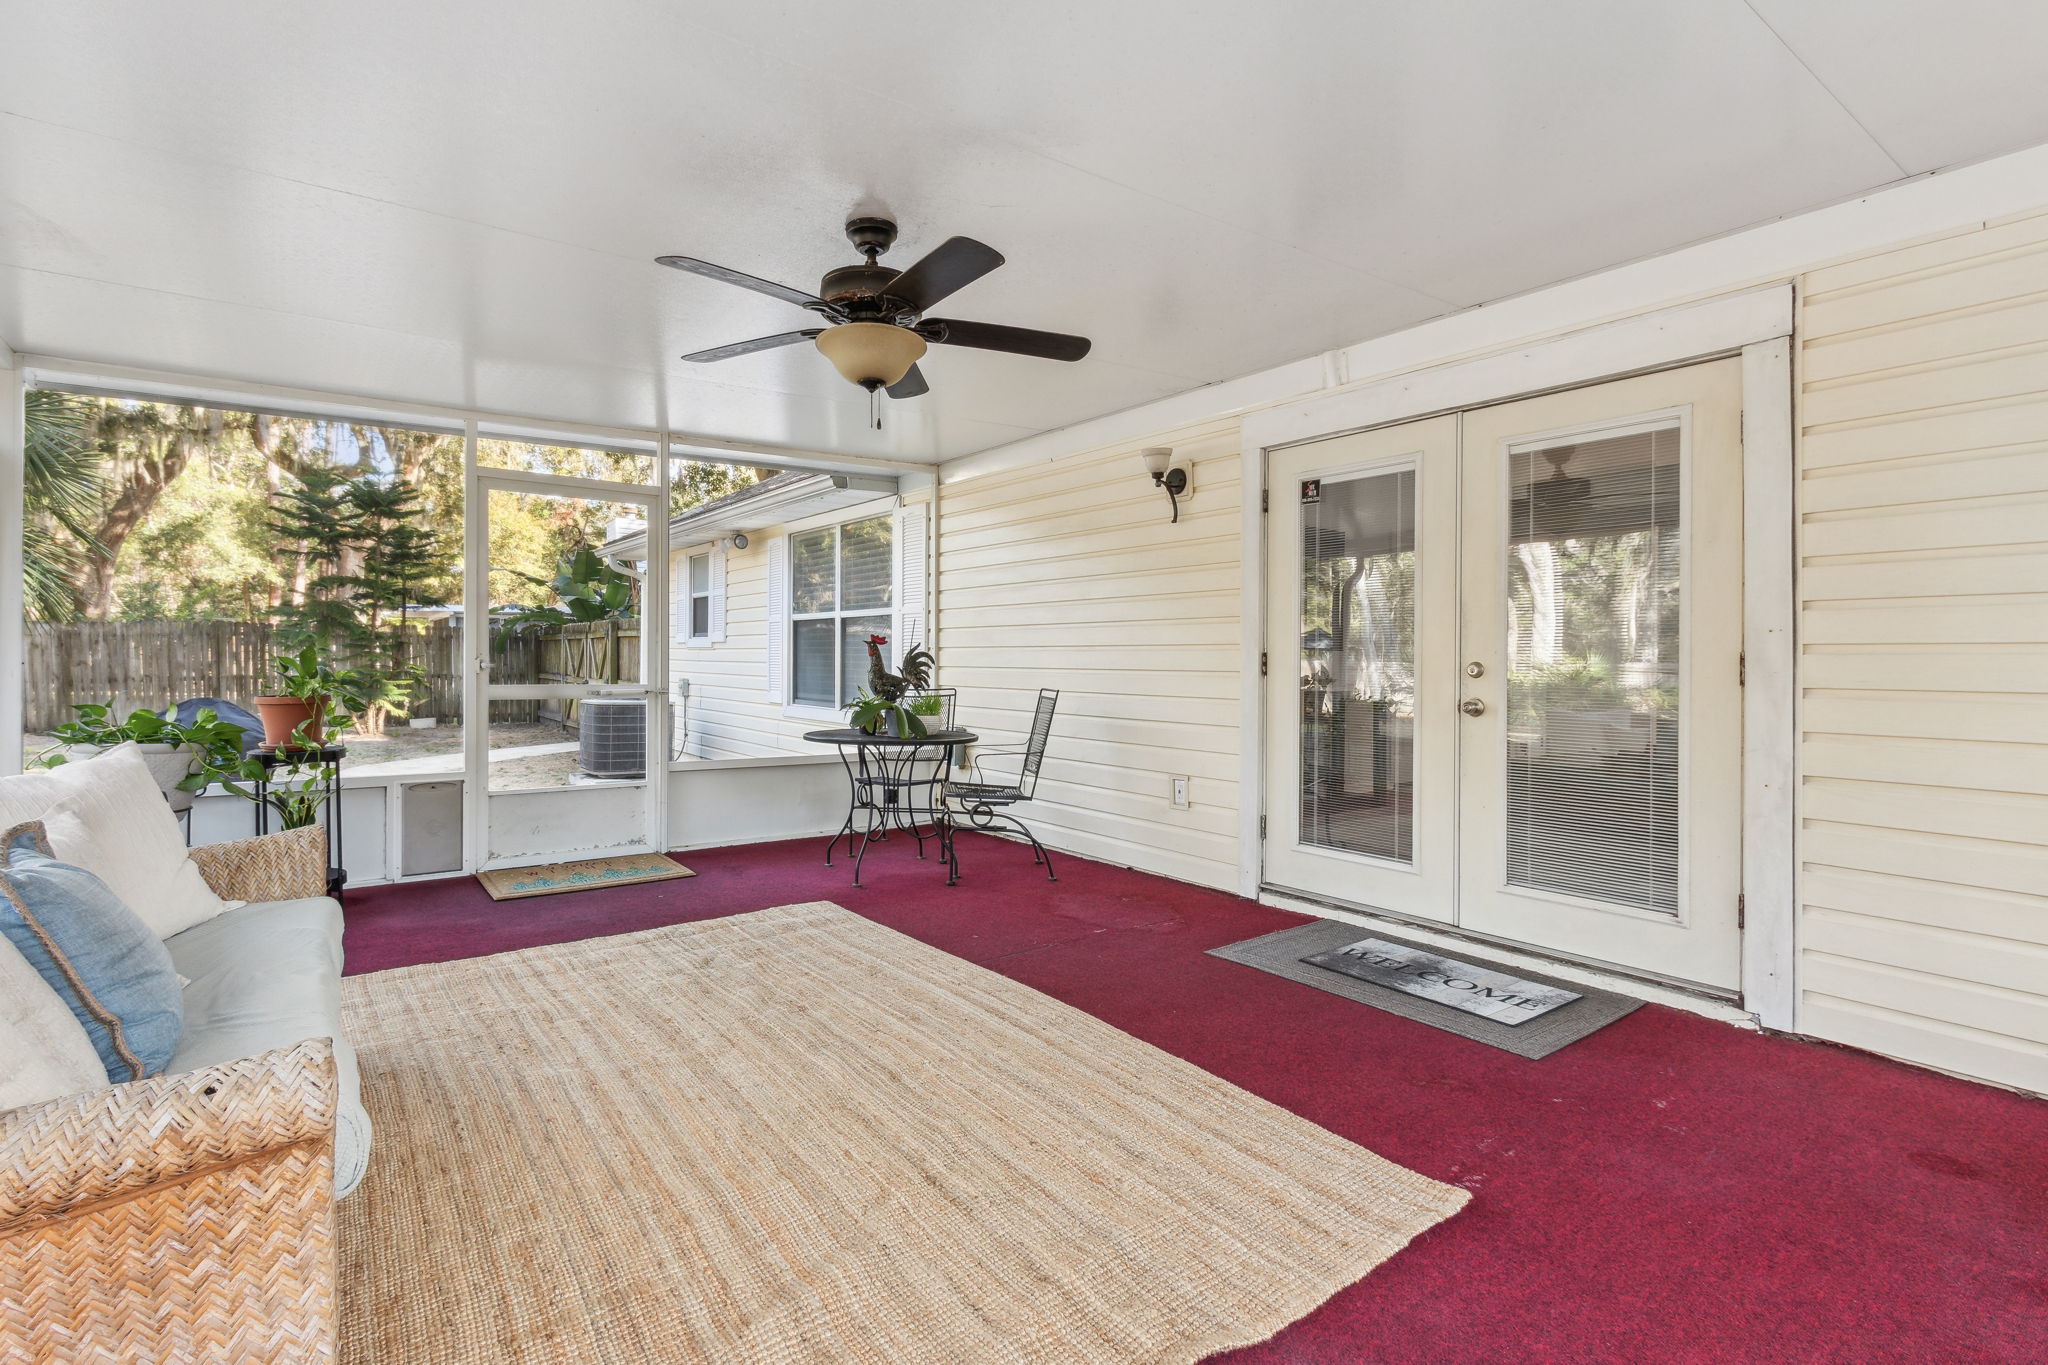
[1795,207,2048,1094]
[668,494,925,759]
[934,421,1244,890]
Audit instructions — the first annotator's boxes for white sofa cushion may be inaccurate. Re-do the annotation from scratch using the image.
[166,895,372,1198]
[0,742,234,940]
[0,935,108,1110]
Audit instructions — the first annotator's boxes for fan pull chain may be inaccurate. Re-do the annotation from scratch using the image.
[869,385,883,430]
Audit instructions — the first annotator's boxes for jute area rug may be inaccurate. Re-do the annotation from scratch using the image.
[337,903,1467,1364]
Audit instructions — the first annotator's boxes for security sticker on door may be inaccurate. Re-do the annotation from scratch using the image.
[1300,478,1321,504]
[1301,938,1582,1025]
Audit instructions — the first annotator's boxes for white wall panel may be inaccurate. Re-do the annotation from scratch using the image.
[1797,209,2048,1094]
[934,421,1243,890]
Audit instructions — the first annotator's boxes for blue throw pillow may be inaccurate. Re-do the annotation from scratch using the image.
[0,820,182,1083]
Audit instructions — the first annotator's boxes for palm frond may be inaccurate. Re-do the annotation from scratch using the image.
[23,390,108,538]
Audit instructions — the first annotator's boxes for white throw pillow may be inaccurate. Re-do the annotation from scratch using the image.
[0,935,108,1110]
[0,742,235,939]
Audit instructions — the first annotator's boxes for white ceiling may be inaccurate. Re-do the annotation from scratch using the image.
[3,1,2047,465]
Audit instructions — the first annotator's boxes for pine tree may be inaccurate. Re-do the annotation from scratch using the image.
[266,468,450,736]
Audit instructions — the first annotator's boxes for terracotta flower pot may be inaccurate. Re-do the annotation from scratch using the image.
[253,696,327,749]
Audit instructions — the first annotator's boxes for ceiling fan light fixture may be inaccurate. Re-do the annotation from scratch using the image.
[815,323,926,389]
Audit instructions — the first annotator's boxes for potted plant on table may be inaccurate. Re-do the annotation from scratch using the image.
[33,703,250,813]
[253,641,373,748]
[845,636,937,738]
[190,732,335,830]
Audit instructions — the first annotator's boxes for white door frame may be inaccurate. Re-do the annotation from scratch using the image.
[460,426,673,872]
[1237,284,1797,1027]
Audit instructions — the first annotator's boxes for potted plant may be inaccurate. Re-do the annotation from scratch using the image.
[844,637,936,738]
[33,703,250,813]
[195,744,334,831]
[254,642,372,748]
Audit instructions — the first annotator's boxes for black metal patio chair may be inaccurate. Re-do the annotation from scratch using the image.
[941,688,1059,883]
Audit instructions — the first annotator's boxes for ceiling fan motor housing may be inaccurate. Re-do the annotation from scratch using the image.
[819,262,904,311]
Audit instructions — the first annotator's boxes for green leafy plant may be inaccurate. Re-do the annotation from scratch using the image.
[846,688,928,738]
[33,702,248,794]
[255,764,331,830]
[503,547,637,632]
[22,391,107,622]
[191,714,333,830]
[907,693,945,718]
[272,640,377,720]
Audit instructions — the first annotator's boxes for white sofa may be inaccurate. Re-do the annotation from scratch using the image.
[170,831,372,1197]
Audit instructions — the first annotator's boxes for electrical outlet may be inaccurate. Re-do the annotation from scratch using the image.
[1170,775,1191,809]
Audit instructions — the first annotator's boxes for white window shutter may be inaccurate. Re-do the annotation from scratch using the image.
[895,504,928,651]
[765,534,789,703]
[709,543,727,643]
[670,551,688,643]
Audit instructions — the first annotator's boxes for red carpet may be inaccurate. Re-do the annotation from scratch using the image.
[343,833,2048,1363]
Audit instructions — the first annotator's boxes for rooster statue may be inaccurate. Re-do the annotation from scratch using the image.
[848,634,937,736]
[864,635,934,704]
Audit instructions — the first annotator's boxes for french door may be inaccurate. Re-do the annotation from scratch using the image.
[1264,358,1745,989]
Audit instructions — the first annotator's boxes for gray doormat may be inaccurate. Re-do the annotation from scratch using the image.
[1208,921,1644,1059]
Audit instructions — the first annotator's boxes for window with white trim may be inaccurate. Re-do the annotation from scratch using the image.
[788,514,894,706]
[685,550,712,641]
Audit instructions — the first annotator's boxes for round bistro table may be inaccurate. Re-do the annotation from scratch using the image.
[804,727,976,888]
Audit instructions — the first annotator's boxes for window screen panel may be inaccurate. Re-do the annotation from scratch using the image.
[791,528,836,614]
[1503,423,1681,915]
[792,619,837,706]
[840,516,893,611]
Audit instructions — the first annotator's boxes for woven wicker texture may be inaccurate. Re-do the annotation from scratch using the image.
[336,902,1467,1363]
[0,1039,339,1364]
[189,826,329,903]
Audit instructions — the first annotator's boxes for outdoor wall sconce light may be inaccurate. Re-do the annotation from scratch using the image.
[1140,447,1192,522]
[727,533,750,551]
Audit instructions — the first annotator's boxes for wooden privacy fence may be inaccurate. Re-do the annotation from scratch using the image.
[24,620,467,733]
[499,619,641,726]
[24,618,641,733]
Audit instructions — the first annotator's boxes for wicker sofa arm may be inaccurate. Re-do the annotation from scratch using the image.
[0,1040,340,1362]
[189,825,329,902]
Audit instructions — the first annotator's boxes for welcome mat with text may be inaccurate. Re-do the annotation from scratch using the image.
[1209,921,1643,1058]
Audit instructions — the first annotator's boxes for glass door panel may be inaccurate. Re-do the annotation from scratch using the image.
[1298,466,1418,864]
[1457,359,1744,989]
[1503,422,1682,914]
[1263,415,1458,921]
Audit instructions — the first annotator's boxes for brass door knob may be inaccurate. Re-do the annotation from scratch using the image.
[1460,698,1486,717]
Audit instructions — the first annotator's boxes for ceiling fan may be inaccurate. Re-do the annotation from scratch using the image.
[656,217,1091,403]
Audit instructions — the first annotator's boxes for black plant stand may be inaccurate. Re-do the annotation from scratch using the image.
[252,744,348,900]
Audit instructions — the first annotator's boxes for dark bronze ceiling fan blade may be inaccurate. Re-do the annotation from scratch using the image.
[885,237,1005,313]
[656,255,830,310]
[679,329,823,363]
[922,318,1091,362]
[885,364,929,399]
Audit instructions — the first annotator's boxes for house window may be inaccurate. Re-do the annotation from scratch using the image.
[789,514,893,706]
[686,551,712,640]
